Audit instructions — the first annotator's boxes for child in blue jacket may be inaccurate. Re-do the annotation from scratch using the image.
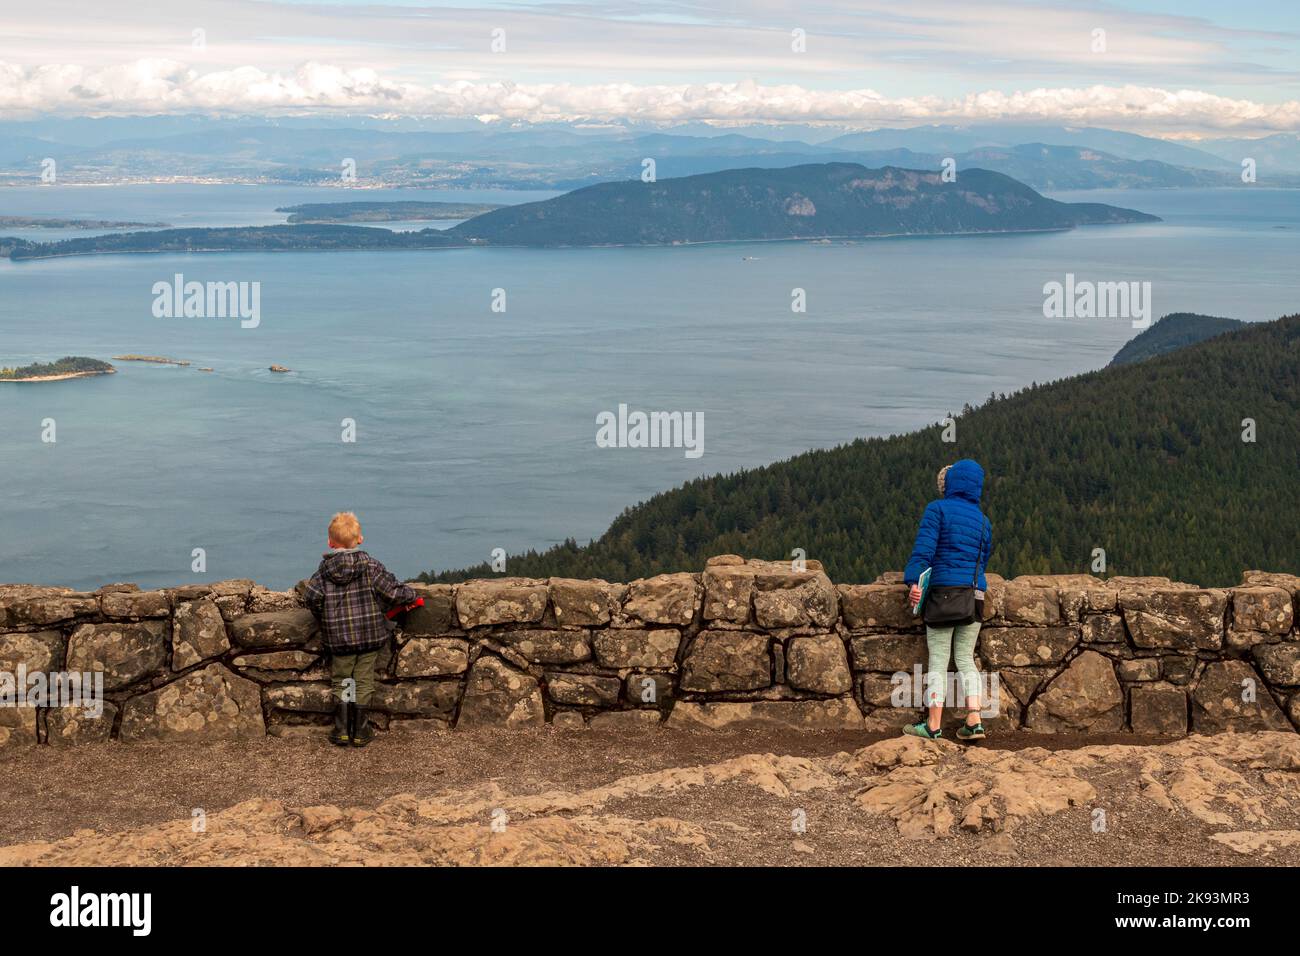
[902,459,993,741]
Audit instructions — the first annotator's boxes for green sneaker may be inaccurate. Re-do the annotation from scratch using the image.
[957,722,986,741]
[902,721,943,740]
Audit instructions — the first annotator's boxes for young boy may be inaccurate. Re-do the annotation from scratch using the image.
[303,512,416,747]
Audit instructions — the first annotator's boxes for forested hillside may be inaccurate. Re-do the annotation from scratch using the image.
[1109,312,1245,366]
[423,315,1299,586]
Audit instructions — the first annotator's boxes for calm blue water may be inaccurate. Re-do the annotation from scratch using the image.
[1,185,1296,589]
[0,184,556,241]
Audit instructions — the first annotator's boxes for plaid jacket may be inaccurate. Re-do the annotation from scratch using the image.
[303,549,416,654]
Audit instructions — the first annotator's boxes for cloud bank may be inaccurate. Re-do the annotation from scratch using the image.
[3,60,1299,135]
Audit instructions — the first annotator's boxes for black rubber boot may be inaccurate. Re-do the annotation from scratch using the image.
[329,702,351,746]
[351,704,374,747]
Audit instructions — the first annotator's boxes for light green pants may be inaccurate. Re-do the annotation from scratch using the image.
[925,621,982,708]
[331,651,378,706]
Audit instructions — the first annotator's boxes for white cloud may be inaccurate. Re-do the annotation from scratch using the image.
[2,59,1299,134]
[4,0,1297,91]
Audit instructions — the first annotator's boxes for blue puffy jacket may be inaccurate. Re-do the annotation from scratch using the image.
[903,459,992,590]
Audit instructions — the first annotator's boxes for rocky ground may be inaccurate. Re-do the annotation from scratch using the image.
[3,726,1300,866]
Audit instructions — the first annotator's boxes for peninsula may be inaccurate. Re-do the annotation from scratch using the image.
[275,201,502,223]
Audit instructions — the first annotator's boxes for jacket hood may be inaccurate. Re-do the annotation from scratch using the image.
[943,459,984,504]
[320,548,367,586]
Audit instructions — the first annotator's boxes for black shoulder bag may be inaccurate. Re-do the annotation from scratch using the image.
[922,516,988,626]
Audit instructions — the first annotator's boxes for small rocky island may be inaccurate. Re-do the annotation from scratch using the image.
[113,354,191,366]
[0,356,116,382]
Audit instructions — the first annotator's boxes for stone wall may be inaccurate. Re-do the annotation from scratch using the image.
[2,557,1298,747]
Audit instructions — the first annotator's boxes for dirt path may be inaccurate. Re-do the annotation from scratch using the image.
[3,727,1299,866]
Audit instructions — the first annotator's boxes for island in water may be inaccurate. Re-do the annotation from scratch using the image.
[113,354,192,366]
[1,164,1160,260]
[275,201,503,223]
[0,356,116,382]
[449,163,1161,246]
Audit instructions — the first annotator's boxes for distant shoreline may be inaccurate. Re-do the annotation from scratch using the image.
[2,224,1105,261]
[2,177,1298,192]
[0,216,169,229]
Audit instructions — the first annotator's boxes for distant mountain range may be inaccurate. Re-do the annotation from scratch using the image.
[3,116,1298,190]
[424,313,1300,586]
[822,124,1242,171]
[615,144,1238,191]
[2,164,1159,259]
[1195,132,1300,172]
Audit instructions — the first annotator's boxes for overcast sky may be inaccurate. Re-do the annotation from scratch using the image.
[2,0,1298,135]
